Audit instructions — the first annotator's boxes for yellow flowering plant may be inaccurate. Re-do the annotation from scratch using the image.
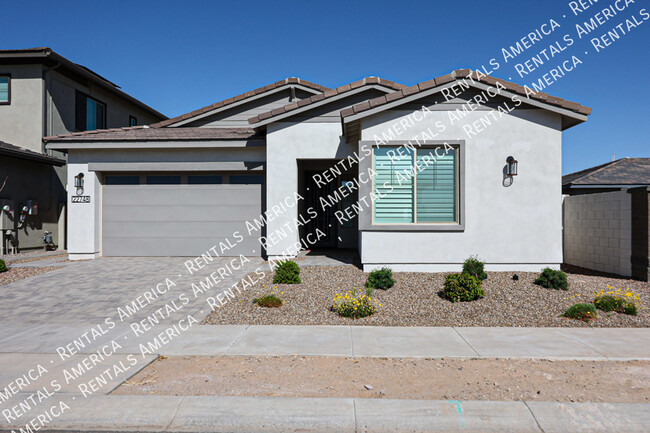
[593,285,641,315]
[253,284,284,308]
[567,285,644,316]
[331,287,380,319]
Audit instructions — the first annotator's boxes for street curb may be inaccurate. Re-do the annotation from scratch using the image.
[1,396,648,433]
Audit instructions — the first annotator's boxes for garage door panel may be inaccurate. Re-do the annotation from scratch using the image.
[103,205,261,222]
[102,236,261,257]
[102,184,262,256]
[103,221,254,238]
[104,186,260,206]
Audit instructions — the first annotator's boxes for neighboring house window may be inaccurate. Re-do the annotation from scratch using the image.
[0,76,9,104]
[129,116,137,126]
[146,175,181,185]
[75,91,106,131]
[373,146,458,224]
[105,175,140,185]
[188,175,222,184]
[229,175,264,184]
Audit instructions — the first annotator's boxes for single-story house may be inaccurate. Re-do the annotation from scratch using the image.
[563,158,649,280]
[45,70,592,272]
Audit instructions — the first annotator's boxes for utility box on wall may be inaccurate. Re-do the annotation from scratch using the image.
[26,200,38,215]
[0,199,14,230]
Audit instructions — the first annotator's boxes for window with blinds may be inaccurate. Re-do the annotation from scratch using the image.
[0,76,9,103]
[373,146,457,224]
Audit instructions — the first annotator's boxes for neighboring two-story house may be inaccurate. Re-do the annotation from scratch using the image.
[0,47,166,253]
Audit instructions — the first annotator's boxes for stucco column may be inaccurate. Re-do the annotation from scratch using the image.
[66,160,101,259]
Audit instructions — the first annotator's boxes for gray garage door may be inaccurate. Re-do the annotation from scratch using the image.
[102,185,262,256]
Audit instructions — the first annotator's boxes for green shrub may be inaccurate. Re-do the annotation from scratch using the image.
[594,295,623,312]
[534,268,569,290]
[623,302,638,316]
[0,259,7,273]
[253,294,283,308]
[365,267,395,290]
[272,260,301,284]
[462,255,487,280]
[332,289,379,319]
[564,303,597,322]
[442,273,484,303]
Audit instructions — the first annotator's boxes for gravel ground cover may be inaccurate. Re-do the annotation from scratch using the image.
[114,356,650,403]
[0,266,60,286]
[203,265,649,327]
[4,253,67,265]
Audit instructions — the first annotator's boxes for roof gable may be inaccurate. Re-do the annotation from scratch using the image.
[152,78,328,128]
[341,69,591,131]
[248,77,405,126]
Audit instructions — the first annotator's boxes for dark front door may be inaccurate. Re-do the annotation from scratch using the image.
[303,170,337,248]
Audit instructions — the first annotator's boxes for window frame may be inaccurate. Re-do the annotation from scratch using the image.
[358,140,465,232]
[129,115,138,127]
[0,74,11,105]
[75,91,107,131]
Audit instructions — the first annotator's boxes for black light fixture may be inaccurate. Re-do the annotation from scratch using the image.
[506,156,518,177]
[74,173,84,195]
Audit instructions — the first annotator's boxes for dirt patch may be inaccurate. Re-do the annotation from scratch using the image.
[0,266,60,286]
[202,265,650,327]
[113,356,650,402]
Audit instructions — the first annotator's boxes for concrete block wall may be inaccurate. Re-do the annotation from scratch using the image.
[563,191,632,276]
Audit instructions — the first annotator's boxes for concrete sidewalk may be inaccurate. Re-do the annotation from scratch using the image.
[2,323,649,360]
[1,324,649,432]
[0,395,648,433]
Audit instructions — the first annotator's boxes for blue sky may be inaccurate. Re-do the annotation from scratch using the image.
[3,0,648,174]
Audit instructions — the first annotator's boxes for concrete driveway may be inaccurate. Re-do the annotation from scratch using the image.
[0,256,264,324]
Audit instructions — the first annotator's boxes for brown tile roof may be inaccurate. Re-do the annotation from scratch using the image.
[248,77,405,124]
[150,78,329,128]
[340,69,592,119]
[43,126,261,142]
[563,158,650,186]
[0,140,65,165]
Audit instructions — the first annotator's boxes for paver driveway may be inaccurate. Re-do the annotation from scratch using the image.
[0,256,264,324]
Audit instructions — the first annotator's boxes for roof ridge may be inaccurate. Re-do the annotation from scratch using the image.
[248,76,405,124]
[150,77,329,129]
[341,68,591,119]
[43,125,147,141]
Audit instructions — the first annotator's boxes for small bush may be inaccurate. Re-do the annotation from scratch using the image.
[594,295,623,312]
[623,302,638,316]
[534,268,569,290]
[442,273,484,303]
[0,259,7,273]
[253,294,283,308]
[462,255,487,280]
[332,288,380,319]
[272,260,301,284]
[592,286,641,316]
[365,267,395,290]
[564,303,597,322]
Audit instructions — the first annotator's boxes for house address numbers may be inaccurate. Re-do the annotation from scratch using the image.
[71,196,91,203]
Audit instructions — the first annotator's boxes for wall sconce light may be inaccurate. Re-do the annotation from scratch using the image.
[74,173,85,195]
[506,156,518,177]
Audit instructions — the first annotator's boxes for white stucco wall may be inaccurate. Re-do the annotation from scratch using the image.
[67,152,101,259]
[563,191,632,276]
[265,122,356,257]
[359,108,563,272]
